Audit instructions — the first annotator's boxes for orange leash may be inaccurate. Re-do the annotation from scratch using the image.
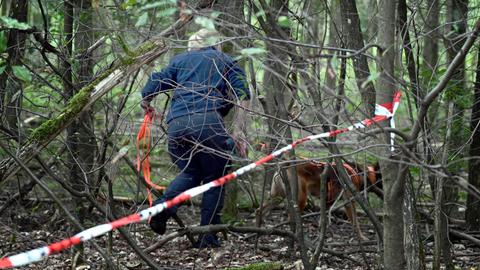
[137,112,166,207]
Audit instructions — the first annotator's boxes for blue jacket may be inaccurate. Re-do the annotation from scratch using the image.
[141,47,250,123]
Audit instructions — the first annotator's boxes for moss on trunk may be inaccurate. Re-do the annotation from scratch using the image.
[28,40,160,144]
[28,66,114,143]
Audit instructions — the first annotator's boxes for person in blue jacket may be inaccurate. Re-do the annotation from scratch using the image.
[140,29,250,248]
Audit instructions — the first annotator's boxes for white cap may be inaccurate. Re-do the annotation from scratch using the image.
[187,28,222,51]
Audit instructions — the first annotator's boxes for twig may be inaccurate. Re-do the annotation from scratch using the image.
[311,165,329,265]
[144,224,295,252]
[0,179,37,215]
[75,36,106,59]
[418,209,480,248]
[325,240,378,247]
[409,20,480,141]
[144,224,360,264]
[34,152,164,270]
[0,141,118,270]
[85,196,164,270]
[0,144,67,215]
[450,229,480,247]
[114,143,197,245]
[0,0,215,183]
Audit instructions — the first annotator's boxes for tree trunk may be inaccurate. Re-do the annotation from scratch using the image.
[434,101,454,270]
[324,0,343,115]
[420,0,440,226]
[403,172,424,270]
[439,1,469,269]
[422,0,440,84]
[71,0,97,207]
[398,0,419,100]
[421,1,441,206]
[64,1,97,267]
[259,0,312,268]
[63,1,84,267]
[419,2,444,268]
[1,0,10,16]
[406,13,480,270]
[339,0,376,116]
[0,0,28,142]
[213,0,245,223]
[366,0,378,42]
[68,0,97,199]
[302,0,330,265]
[397,2,423,269]
[421,0,440,192]
[376,0,405,269]
[466,46,480,231]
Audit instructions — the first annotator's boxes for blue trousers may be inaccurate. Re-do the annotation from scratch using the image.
[155,112,234,227]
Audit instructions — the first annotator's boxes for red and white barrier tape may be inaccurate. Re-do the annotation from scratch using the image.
[0,92,401,269]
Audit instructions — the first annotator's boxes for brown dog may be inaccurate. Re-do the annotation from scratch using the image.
[256,160,382,240]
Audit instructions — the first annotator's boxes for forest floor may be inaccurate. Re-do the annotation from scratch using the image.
[1,200,479,270]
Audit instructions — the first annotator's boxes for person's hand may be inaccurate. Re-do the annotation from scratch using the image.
[141,100,154,115]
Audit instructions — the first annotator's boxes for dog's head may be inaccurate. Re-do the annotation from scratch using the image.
[348,161,384,199]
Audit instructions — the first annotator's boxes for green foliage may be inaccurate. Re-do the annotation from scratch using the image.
[445,87,471,111]
[135,12,149,27]
[48,11,63,38]
[410,166,420,179]
[239,48,266,59]
[29,88,91,142]
[156,7,177,18]
[221,211,238,224]
[361,71,380,89]
[254,10,266,18]
[277,15,291,28]
[131,0,179,29]
[120,0,137,10]
[458,190,468,202]
[120,40,157,65]
[28,65,115,142]
[446,116,470,171]
[27,33,160,146]
[92,0,100,9]
[194,16,216,30]
[0,33,6,53]
[12,65,31,82]
[329,54,339,72]
[139,0,176,11]
[0,16,31,30]
[110,85,127,98]
[23,84,61,112]
[368,193,384,208]
[237,196,258,210]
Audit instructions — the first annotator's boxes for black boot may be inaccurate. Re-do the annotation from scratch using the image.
[194,233,221,248]
[149,210,168,235]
